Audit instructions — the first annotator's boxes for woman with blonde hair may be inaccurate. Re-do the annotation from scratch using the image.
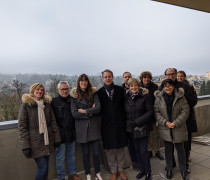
[124,78,153,180]
[18,83,61,180]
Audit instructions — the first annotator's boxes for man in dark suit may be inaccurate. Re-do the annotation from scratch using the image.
[98,69,128,180]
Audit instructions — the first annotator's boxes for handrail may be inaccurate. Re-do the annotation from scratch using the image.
[1,95,210,130]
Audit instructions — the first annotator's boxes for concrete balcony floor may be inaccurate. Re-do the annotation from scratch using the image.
[55,142,210,180]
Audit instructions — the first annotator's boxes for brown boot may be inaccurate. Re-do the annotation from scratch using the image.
[110,173,117,180]
[68,174,81,180]
[118,171,127,180]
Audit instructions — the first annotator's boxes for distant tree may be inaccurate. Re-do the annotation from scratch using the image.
[11,79,27,101]
[0,84,19,121]
[199,81,206,96]
[48,78,60,98]
[0,80,26,121]
[206,80,210,95]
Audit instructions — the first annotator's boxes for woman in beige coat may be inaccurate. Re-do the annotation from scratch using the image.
[154,79,189,180]
[18,83,61,180]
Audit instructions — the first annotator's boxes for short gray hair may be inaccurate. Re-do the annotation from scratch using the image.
[57,81,70,89]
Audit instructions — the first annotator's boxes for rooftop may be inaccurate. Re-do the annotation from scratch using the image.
[58,142,210,180]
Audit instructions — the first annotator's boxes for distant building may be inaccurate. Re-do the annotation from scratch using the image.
[206,71,210,80]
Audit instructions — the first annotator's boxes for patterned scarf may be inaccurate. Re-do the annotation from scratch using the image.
[129,89,141,100]
[104,82,114,99]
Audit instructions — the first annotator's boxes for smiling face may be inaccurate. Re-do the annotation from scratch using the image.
[129,82,139,94]
[79,80,88,91]
[142,75,151,87]
[33,86,44,100]
[177,72,185,82]
[163,82,175,95]
[103,72,113,86]
[58,83,70,98]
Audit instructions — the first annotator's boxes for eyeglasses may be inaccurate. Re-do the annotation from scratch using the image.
[166,73,176,76]
[59,88,69,91]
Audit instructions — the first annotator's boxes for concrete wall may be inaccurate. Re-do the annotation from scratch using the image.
[0,125,130,180]
[0,97,210,180]
[193,98,210,136]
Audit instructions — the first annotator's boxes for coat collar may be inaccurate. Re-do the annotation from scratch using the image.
[21,93,52,106]
[70,87,97,99]
[154,88,185,99]
[126,87,149,97]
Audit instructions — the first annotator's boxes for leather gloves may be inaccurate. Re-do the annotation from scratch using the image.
[22,148,32,158]
[54,142,61,148]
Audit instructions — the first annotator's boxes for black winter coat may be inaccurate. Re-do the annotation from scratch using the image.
[139,81,158,124]
[124,88,154,134]
[98,85,128,149]
[51,95,76,143]
[139,81,158,104]
[183,80,198,133]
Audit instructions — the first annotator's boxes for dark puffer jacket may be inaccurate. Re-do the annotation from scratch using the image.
[18,94,61,158]
[124,87,154,134]
[51,95,76,143]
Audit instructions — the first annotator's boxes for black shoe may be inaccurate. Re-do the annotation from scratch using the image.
[136,171,145,179]
[148,151,153,158]
[155,151,164,160]
[181,171,189,180]
[166,170,172,179]
[165,162,176,171]
[145,173,151,180]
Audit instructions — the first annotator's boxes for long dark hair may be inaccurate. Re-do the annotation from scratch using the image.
[76,74,93,102]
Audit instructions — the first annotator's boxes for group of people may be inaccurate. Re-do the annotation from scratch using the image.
[18,68,197,180]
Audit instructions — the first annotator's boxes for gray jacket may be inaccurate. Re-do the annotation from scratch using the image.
[154,88,189,143]
[70,87,101,143]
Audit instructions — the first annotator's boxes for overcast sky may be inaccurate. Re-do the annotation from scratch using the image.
[0,0,210,76]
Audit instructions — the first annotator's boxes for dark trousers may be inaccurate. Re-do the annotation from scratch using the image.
[34,155,49,180]
[81,140,100,175]
[184,132,192,167]
[132,135,151,174]
[127,133,138,164]
[164,141,186,172]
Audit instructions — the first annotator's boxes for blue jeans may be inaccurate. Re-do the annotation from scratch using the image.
[34,156,49,180]
[56,141,76,180]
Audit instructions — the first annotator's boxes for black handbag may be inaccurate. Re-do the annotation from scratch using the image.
[133,125,149,139]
